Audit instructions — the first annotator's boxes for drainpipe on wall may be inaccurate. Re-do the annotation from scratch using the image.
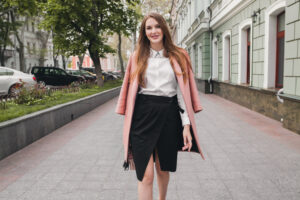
[207,6,213,94]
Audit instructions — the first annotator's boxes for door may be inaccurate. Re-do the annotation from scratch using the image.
[55,69,69,85]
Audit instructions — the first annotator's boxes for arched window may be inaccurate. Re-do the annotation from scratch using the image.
[198,44,203,79]
[264,0,286,89]
[238,19,252,84]
[276,11,285,88]
[212,38,218,80]
[222,30,231,81]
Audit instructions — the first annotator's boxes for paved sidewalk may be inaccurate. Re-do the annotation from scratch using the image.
[0,92,300,200]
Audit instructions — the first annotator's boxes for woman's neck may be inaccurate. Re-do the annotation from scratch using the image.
[150,43,164,51]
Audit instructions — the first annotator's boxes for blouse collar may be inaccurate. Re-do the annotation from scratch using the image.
[150,47,165,58]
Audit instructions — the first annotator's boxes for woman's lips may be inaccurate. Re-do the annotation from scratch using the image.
[151,35,159,39]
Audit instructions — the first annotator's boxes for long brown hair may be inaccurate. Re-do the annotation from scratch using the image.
[130,12,191,87]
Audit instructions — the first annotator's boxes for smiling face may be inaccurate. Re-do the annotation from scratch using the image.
[145,17,164,46]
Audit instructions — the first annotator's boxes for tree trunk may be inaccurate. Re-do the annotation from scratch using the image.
[89,48,103,87]
[37,31,50,66]
[10,11,26,72]
[18,42,25,72]
[0,13,10,66]
[117,32,125,78]
[0,47,5,66]
[78,54,84,70]
[61,55,66,69]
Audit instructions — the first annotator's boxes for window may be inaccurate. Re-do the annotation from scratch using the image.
[32,21,35,32]
[44,68,50,75]
[222,31,231,81]
[264,0,285,89]
[33,43,36,54]
[55,69,67,76]
[276,11,285,88]
[26,20,29,31]
[0,68,14,76]
[198,45,203,79]
[194,44,198,76]
[246,28,251,84]
[212,39,218,79]
[33,68,40,74]
[27,42,31,54]
[0,68,6,76]
[6,69,14,76]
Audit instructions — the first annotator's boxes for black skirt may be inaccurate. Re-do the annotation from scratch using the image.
[128,93,184,181]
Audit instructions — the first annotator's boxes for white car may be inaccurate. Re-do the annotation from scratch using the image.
[0,66,37,97]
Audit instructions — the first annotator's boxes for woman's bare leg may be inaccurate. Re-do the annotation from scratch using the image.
[138,154,154,200]
[154,149,170,200]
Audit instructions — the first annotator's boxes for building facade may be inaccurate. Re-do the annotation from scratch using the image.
[70,53,120,72]
[3,16,63,72]
[173,0,300,134]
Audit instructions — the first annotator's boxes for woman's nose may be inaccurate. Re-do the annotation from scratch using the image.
[151,28,158,34]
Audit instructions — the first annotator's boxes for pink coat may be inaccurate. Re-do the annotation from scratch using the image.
[115,50,205,166]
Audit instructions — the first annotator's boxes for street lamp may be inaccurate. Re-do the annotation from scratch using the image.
[251,9,261,24]
[216,33,222,42]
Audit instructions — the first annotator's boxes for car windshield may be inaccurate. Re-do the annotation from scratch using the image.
[0,68,6,76]
[80,70,90,75]
[55,69,67,75]
[71,71,81,75]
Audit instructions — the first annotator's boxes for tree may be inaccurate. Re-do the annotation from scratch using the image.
[0,0,38,71]
[40,0,139,87]
[36,29,50,66]
[109,2,142,78]
[0,9,13,66]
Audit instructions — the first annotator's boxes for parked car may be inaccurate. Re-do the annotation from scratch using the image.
[83,68,115,82]
[30,66,85,86]
[66,69,97,83]
[106,71,121,79]
[0,66,37,97]
[109,71,122,78]
[83,67,95,73]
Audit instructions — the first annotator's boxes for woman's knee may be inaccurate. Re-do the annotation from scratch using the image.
[142,171,154,185]
[141,155,154,185]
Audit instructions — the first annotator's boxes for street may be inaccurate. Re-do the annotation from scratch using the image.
[0,92,300,200]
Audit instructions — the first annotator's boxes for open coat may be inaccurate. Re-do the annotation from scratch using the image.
[115,50,205,168]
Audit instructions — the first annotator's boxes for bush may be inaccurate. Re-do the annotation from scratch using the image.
[0,101,7,110]
[14,87,51,105]
[79,82,96,89]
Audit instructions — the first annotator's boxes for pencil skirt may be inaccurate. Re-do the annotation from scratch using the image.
[129,93,183,181]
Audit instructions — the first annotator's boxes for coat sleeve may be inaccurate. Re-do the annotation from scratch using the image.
[183,50,203,113]
[115,54,133,115]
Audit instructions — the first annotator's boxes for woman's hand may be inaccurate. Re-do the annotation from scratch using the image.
[182,125,192,152]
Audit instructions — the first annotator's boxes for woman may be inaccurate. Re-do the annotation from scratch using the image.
[115,12,205,200]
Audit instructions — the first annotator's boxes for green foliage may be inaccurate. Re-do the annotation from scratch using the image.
[0,80,122,122]
[79,82,96,89]
[14,87,53,105]
[39,0,139,58]
[0,100,8,110]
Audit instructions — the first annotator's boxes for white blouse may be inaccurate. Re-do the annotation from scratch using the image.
[138,48,190,126]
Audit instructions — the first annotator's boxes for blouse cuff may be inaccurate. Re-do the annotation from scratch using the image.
[177,86,191,126]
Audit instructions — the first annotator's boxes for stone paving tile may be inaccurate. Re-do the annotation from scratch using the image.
[1,93,300,200]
